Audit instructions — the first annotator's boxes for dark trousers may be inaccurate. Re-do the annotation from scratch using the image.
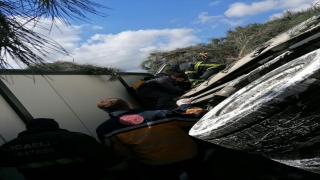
[140,155,213,180]
[200,65,227,80]
[136,90,172,109]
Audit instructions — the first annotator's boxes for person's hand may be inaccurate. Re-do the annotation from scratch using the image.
[176,98,193,106]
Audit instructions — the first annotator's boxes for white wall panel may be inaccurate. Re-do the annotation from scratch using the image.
[0,95,26,145]
[41,74,144,139]
[1,76,91,135]
[94,75,142,107]
[1,74,147,140]
[0,73,146,179]
[0,137,5,145]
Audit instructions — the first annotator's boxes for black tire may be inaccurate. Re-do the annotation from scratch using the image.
[265,143,320,174]
[189,48,320,154]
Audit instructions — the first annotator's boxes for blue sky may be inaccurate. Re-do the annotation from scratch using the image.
[12,0,319,71]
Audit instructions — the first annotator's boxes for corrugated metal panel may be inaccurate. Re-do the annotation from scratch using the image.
[1,75,91,136]
[0,94,25,145]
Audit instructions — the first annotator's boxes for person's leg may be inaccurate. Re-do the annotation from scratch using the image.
[137,96,156,109]
[180,156,215,180]
[142,164,181,180]
[155,93,172,109]
[137,90,172,109]
[200,65,227,80]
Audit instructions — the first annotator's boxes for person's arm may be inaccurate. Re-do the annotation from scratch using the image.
[157,78,185,95]
[87,134,138,179]
[71,133,128,172]
[171,99,205,130]
[109,136,133,161]
[171,110,201,132]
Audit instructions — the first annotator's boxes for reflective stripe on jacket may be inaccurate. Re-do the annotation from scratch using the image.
[180,61,224,87]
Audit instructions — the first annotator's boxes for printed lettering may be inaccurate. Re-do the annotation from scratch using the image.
[32,143,39,148]
[27,150,36,154]
[42,148,50,153]
[23,144,32,149]
[15,145,22,149]
[13,148,55,157]
[42,148,54,153]
[2,146,14,151]
[36,149,43,154]
[4,141,54,157]
[2,141,51,152]
[11,152,17,157]
[39,142,49,147]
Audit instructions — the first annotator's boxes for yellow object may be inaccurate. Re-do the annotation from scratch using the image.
[132,80,146,90]
[186,107,205,114]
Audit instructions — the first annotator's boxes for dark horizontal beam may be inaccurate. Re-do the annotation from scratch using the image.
[0,69,151,76]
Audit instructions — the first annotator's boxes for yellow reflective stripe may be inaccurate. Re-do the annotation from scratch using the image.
[103,161,128,172]
[185,71,197,74]
[188,79,197,83]
[17,157,84,169]
[191,79,205,87]
[194,61,202,71]
[206,64,223,69]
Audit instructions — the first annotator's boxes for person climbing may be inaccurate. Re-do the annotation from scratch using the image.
[170,61,226,87]
[136,72,188,109]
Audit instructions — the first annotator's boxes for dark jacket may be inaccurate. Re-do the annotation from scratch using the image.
[136,76,185,95]
[0,128,127,180]
[96,104,203,165]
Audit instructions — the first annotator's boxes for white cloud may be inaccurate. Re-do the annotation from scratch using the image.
[225,0,317,17]
[221,19,243,26]
[6,18,200,71]
[196,12,223,24]
[170,19,177,23]
[269,0,320,19]
[225,1,278,17]
[65,29,200,71]
[210,24,218,29]
[27,20,82,51]
[4,18,82,69]
[92,25,103,30]
[269,12,283,19]
[194,12,243,27]
[209,1,220,6]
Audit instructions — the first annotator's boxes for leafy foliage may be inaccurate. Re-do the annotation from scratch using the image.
[141,4,320,74]
[27,61,124,81]
[0,0,109,68]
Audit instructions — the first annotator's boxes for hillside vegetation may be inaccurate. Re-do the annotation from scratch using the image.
[140,4,320,74]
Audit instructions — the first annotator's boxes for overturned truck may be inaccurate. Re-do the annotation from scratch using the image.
[164,14,320,174]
